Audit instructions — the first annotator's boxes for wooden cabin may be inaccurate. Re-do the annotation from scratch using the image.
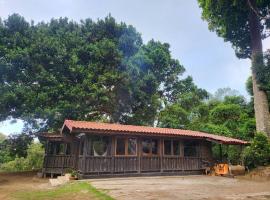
[39,120,248,179]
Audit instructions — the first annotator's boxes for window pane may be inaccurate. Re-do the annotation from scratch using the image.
[142,139,151,154]
[152,139,158,155]
[48,142,54,155]
[59,143,65,154]
[164,140,171,155]
[128,138,137,155]
[80,140,84,155]
[93,137,109,156]
[184,141,198,157]
[66,143,71,155]
[116,138,125,155]
[55,143,64,155]
[173,140,180,155]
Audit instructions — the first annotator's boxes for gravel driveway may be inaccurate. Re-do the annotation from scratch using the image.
[89,175,270,200]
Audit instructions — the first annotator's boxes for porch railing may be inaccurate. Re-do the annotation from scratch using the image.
[44,155,75,170]
[77,156,202,174]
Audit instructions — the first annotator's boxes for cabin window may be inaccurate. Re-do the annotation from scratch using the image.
[48,142,54,155]
[142,138,159,156]
[55,143,65,155]
[142,139,151,155]
[128,138,137,155]
[80,139,84,155]
[151,139,158,155]
[164,140,181,156]
[184,141,198,157]
[66,143,71,155]
[164,140,172,155]
[116,137,137,156]
[173,140,180,155]
[116,138,125,155]
[92,136,109,156]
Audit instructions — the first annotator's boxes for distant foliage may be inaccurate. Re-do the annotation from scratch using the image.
[158,87,256,164]
[158,104,189,129]
[243,133,270,169]
[0,142,44,172]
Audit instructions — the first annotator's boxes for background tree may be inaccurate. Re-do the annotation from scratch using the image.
[0,14,203,131]
[198,0,270,137]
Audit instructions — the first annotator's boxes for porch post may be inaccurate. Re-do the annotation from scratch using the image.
[160,138,163,172]
[138,137,141,173]
[180,140,184,171]
[111,136,115,174]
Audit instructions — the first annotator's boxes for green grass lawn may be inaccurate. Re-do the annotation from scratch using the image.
[13,181,114,200]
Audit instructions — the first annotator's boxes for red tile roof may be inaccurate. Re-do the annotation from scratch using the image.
[62,120,249,145]
[38,132,63,141]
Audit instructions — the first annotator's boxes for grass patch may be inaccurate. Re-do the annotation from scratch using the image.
[13,181,114,200]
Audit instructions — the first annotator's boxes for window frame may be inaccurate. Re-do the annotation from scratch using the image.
[141,138,160,156]
[115,137,137,156]
[183,140,199,157]
[163,139,181,156]
[79,138,85,156]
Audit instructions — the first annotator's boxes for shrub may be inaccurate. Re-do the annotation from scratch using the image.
[0,157,28,172]
[243,132,270,168]
[0,142,44,172]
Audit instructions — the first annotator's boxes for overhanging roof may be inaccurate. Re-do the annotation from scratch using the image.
[38,132,63,141]
[61,120,249,145]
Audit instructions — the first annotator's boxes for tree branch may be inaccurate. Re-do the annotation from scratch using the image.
[247,0,270,20]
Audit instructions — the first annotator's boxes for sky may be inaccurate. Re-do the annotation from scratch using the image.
[0,0,270,135]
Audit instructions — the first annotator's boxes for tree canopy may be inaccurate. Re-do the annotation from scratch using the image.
[0,14,206,131]
[198,0,270,59]
[198,0,270,136]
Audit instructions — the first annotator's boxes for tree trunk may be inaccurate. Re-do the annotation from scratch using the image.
[249,0,270,137]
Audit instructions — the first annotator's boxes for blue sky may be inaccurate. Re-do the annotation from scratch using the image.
[0,0,269,135]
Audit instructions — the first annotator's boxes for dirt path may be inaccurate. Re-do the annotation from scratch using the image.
[89,175,270,200]
[0,172,50,200]
[1,172,270,200]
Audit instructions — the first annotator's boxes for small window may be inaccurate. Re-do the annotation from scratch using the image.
[80,139,84,155]
[92,137,109,156]
[128,138,137,155]
[142,139,151,155]
[48,142,54,155]
[55,143,65,155]
[66,143,71,155]
[173,140,180,155]
[164,140,181,156]
[184,141,198,157]
[151,139,158,155]
[116,137,137,156]
[164,140,172,155]
[142,138,159,156]
[116,138,125,155]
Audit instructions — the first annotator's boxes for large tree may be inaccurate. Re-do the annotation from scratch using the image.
[198,0,270,136]
[0,14,202,131]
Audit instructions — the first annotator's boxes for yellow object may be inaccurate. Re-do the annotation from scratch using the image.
[214,163,229,175]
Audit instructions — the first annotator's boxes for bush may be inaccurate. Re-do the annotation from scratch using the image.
[25,142,44,170]
[0,157,28,172]
[243,132,270,169]
[0,142,44,172]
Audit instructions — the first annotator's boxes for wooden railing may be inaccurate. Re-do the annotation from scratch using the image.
[77,156,202,174]
[44,155,75,169]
